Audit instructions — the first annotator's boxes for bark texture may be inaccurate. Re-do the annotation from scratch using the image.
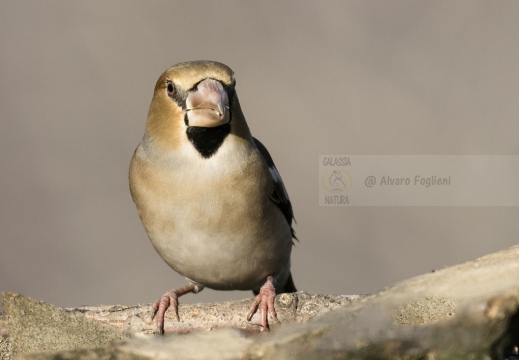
[2,245,519,359]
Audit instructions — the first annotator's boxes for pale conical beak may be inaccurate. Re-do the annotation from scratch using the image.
[185,79,230,127]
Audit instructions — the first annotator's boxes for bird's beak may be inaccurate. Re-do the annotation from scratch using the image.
[185,79,230,127]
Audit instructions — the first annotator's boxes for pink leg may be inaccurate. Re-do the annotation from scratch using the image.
[151,283,200,334]
[247,275,278,331]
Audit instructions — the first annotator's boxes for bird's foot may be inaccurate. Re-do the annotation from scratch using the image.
[151,283,199,334]
[247,275,278,332]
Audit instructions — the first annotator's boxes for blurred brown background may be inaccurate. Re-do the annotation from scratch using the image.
[1,1,518,311]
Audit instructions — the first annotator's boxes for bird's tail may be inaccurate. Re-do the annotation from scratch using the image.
[282,272,297,293]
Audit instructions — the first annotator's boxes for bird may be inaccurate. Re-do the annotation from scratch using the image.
[129,60,297,333]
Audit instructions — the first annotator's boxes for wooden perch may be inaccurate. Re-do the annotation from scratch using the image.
[64,292,360,334]
[0,292,360,358]
[2,245,519,359]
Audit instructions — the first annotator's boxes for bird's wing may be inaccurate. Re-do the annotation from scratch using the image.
[253,138,297,240]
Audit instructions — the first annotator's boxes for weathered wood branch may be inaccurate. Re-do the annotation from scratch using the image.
[65,292,360,334]
[2,245,519,359]
[0,292,360,359]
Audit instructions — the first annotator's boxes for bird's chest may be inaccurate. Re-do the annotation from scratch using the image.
[144,149,270,238]
[131,144,290,289]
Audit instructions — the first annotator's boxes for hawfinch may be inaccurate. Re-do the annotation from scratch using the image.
[129,61,297,333]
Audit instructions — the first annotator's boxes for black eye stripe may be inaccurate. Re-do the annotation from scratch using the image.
[166,79,235,110]
[166,80,184,107]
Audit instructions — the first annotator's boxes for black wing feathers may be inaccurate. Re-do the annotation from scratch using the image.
[253,138,297,240]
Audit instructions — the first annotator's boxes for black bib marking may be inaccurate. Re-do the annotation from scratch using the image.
[186,124,231,158]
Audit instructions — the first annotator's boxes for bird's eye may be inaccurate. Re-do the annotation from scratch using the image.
[166,82,175,96]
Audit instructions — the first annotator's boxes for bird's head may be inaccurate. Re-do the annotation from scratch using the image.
[144,61,250,158]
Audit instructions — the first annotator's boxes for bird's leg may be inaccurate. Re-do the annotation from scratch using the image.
[151,283,201,334]
[247,275,278,331]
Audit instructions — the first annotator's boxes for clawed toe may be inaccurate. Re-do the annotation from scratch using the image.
[151,291,180,334]
[247,276,278,331]
[150,283,200,334]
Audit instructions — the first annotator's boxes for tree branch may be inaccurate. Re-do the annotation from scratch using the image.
[64,292,360,334]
